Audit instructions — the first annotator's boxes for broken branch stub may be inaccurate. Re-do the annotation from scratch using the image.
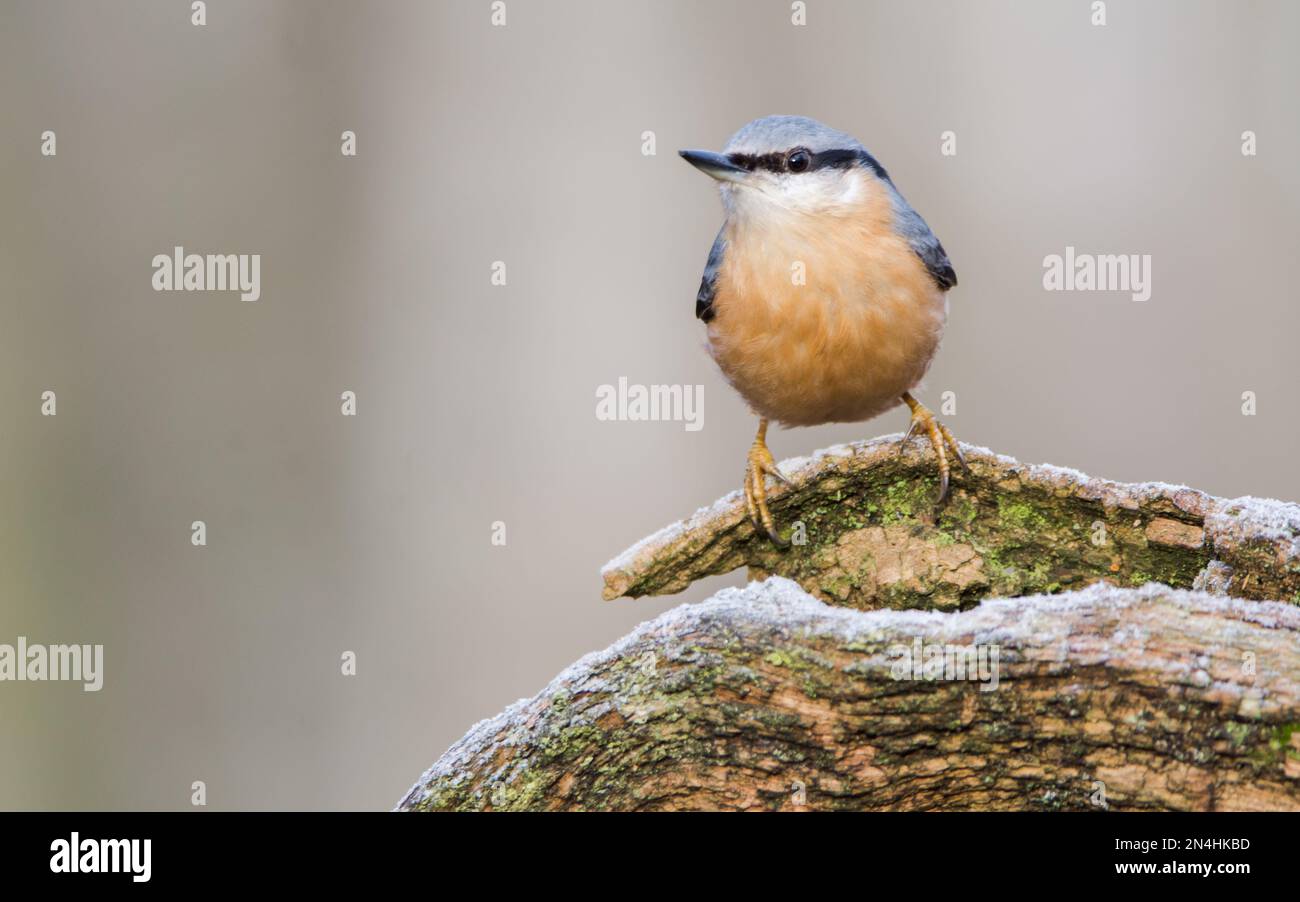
[601,436,1300,611]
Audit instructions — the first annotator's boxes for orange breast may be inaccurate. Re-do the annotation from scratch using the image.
[707,186,947,428]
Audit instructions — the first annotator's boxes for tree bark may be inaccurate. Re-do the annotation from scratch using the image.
[400,438,1300,812]
[399,577,1300,811]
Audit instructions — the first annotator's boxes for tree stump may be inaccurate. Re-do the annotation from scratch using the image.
[399,437,1300,811]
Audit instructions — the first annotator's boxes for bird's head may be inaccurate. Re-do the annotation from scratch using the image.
[679,115,889,220]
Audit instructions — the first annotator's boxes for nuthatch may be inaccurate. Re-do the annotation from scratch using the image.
[680,115,965,547]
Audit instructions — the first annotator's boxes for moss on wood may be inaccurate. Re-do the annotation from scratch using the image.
[602,436,1299,610]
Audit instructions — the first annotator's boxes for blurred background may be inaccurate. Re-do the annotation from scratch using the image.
[0,0,1296,809]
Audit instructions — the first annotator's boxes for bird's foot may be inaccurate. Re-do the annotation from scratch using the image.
[744,420,792,548]
[898,393,969,505]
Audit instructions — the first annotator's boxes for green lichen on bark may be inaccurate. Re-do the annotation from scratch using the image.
[602,436,1300,610]
[746,471,1210,610]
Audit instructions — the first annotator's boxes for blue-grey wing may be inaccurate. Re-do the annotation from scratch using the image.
[696,228,726,322]
[890,192,957,291]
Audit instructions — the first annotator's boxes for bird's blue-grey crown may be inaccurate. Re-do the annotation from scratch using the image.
[723,115,864,157]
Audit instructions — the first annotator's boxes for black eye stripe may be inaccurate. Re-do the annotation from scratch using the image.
[810,149,863,170]
[725,147,886,177]
[727,151,784,172]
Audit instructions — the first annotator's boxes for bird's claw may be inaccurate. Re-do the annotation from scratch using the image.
[897,417,921,457]
[900,395,967,507]
[941,423,971,476]
[766,465,794,488]
[744,428,791,548]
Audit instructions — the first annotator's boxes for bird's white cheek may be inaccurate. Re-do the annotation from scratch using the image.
[835,172,869,206]
[725,172,869,226]
[775,172,867,214]
[725,184,778,227]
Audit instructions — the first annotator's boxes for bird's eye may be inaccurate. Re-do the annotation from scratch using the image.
[786,149,812,173]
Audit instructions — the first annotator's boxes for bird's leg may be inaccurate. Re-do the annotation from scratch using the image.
[743,418,792,548]
[899,392,968,504]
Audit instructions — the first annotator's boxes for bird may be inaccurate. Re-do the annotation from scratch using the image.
[679,115,965,547]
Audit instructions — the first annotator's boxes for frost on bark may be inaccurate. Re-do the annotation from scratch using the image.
[400,438,1300,812]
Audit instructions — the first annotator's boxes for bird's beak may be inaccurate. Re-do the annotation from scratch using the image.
[679,149,747,183]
